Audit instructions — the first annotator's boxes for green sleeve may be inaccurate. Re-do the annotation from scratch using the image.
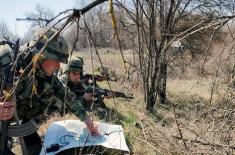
[53,75,88,121]
[66,92,88,121]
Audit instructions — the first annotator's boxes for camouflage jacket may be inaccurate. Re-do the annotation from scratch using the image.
[58,74,88,94]
[15,69,87,122]
[58,74,107,110]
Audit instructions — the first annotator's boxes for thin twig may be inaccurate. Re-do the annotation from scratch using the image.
[140,120,147,140]
[173,106,189,151]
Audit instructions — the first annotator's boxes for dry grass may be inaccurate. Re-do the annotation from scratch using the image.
[13,49,235,155]
[167,78,213,100]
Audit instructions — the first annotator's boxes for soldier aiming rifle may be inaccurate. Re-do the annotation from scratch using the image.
[59,57,134,121]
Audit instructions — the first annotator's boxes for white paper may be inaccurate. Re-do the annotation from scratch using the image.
[40,120,130,155]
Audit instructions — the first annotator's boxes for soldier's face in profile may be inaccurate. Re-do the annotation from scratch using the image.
[41,59,60,76]
[69,71,81,84]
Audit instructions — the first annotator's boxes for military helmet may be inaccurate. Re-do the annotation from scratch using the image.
[30,28,69,63]
[0,44,12,67]
[63,56,84,74]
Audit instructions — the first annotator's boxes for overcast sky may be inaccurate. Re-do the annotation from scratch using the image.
[0,0,79,37]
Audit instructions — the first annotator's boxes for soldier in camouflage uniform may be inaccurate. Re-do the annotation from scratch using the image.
[1,28,99,155]
[0,44,16,155]
[0,44,13,88]
[59,57,94,105]
[59,57,112,122]
[0,44,16,121]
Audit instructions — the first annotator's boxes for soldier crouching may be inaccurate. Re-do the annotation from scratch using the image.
[59,57,113,122]
[0,28,99,155]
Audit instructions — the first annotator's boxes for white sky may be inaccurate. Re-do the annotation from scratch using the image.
[0,0,79,37]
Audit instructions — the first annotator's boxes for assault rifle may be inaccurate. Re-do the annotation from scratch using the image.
[83,74,111,82]
[73,87,133,110]
[73,86,134,100]
[0,40,38,155]
[82,74,117,86]
[0,39,19,154]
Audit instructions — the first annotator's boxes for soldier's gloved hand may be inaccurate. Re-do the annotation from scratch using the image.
[83,93,94,102]
[85,118,100,136]
[0,102,16,120]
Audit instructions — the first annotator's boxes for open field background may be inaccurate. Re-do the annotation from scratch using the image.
[12,48,235,155]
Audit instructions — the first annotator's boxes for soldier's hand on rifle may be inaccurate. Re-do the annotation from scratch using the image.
[85,118,100,136]
[83,93,94,102]
[0,102,16,120]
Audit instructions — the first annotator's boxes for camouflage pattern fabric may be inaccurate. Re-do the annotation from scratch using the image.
[15,69,87,122]
[58,74,87,102]
[0,44,12,85]
[61,56,84,74]
[0,29,75,154]
[11,28,87,154]
[59,74,111,121]
[29,28,69,63]
[0,44,12,67]
[10,69,89,155]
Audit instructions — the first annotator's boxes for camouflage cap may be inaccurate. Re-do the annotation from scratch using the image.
[0,44,12,67]
[30,28,69,63]
[63,56,84,73]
